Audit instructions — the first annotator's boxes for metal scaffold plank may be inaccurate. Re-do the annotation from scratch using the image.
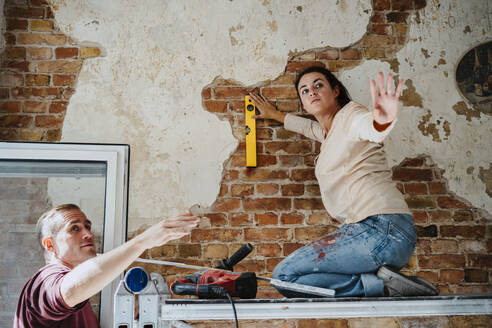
[160,295,492,321]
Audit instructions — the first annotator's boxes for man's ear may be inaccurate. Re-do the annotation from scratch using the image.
[42,236,54,252]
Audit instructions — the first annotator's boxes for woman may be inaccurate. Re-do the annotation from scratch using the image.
[249,67,438,297]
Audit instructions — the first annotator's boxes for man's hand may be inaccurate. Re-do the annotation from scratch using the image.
[136,214,199,249]
[249,93,286,123]
[370,72,404,126]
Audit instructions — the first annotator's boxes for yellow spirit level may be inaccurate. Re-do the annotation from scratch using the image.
[244,95,257,169]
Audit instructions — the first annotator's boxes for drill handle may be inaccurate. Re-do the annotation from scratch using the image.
[216,243,253,271]
[171,281,227,298]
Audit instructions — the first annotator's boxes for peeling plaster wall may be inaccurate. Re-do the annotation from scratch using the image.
[47,0,491,231]
[49,0,373,231]
[340,0,491,212]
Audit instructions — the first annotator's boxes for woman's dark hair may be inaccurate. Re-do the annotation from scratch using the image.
[294,66,351,108]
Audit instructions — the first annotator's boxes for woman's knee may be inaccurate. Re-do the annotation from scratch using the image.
[272,258,295,281]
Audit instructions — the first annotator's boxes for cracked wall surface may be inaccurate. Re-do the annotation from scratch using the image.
[48,0,373,230]
[2,0,490,227]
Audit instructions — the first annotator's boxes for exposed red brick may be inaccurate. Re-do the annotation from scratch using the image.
[0,115,32,128]
[340,48,361,60]
[243,169,289,181]
[464,269,488,283]
[27,47,52,60]
[452,210,473,222]
[31,87,62,98]
[386,12,409,23]
[214,87,248,99]
[191,228,241,242]
[34,115,64,128]
[411,210,428,223]
[370,24,392,35]
[286,61,324,72]
[428,182,446,194]
[467,254,492,268]
[405,195,435,209]
[437,196,468,209]
[254,212,278,226]
[29,0,50,6]
[0,101,21,113]
[24,101,47,113]
[230,184,254,197]
[244,228,289,241]
[392,0,414,11]
[6,18,28,30]
[0,73,24,87]
[25,74,50,86]
[54,47,78,59]
[53,74,76,87]
[29,19,53,31]
[392,167,433,181]
[281,184,304,196]
[256,127,273,140]
[235,260,265,273]
[210,198,240,211]
[440,269,464,283]
[440,226,485,239]
[373,0,390,10]
[415,270,438,284]
[256,183,279,195]
[257,243,281,257]
[291,168,316,182]
[243,198,291,211]
[257,155,277,167]
[294,226,335,241]
[428,210,451,222]
[201,87,211,99]
[414,0,427,10]
[404,182,427,195]
[230,213,250,226]
[204,213,227,226]
[17,33,66,45]
[371,12,386,24]
[431,239,458,253]
[283,243,304,256]
[316,49,339,60]
[276,100,299,112]
[6,7,44,19]
[204,100,227,113]
[2,61,30,72]
[306,184,321,196]
[37,60,83,73]
[261,86,298,99]
[264,141,313,154]
[281,213,304,225]
[293,198,324,210]
[418,255,465,268]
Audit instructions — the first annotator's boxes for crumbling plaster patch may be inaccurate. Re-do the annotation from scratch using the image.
[50,0,372,231]
[351,0,491,213]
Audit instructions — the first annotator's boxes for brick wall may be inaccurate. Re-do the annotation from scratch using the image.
[0,0,101,141]
[137,0,491,326]
[2,0,491,327]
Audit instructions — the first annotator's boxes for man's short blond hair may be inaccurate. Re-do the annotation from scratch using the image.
[37,204,81,246]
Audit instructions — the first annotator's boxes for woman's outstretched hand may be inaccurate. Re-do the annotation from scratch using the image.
[370,72,404,126]
[248,93,286,123]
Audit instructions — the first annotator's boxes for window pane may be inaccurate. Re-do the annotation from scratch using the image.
[0,160,106,325]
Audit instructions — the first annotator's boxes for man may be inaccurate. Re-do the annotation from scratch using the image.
[14,204,199,328]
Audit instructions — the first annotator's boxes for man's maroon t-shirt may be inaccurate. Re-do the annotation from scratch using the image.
[14,263,99,328]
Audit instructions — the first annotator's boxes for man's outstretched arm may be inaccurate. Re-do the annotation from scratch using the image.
[60,214,199,307]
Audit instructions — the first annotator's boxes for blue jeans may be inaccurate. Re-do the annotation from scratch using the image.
[272,213,416,297]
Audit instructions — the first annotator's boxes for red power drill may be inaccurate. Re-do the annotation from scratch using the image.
[170,243,257,299]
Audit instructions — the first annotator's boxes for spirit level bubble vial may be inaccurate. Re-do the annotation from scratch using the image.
[245,95,257,168]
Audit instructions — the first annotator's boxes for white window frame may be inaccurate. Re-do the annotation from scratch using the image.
[0,141,129,328]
